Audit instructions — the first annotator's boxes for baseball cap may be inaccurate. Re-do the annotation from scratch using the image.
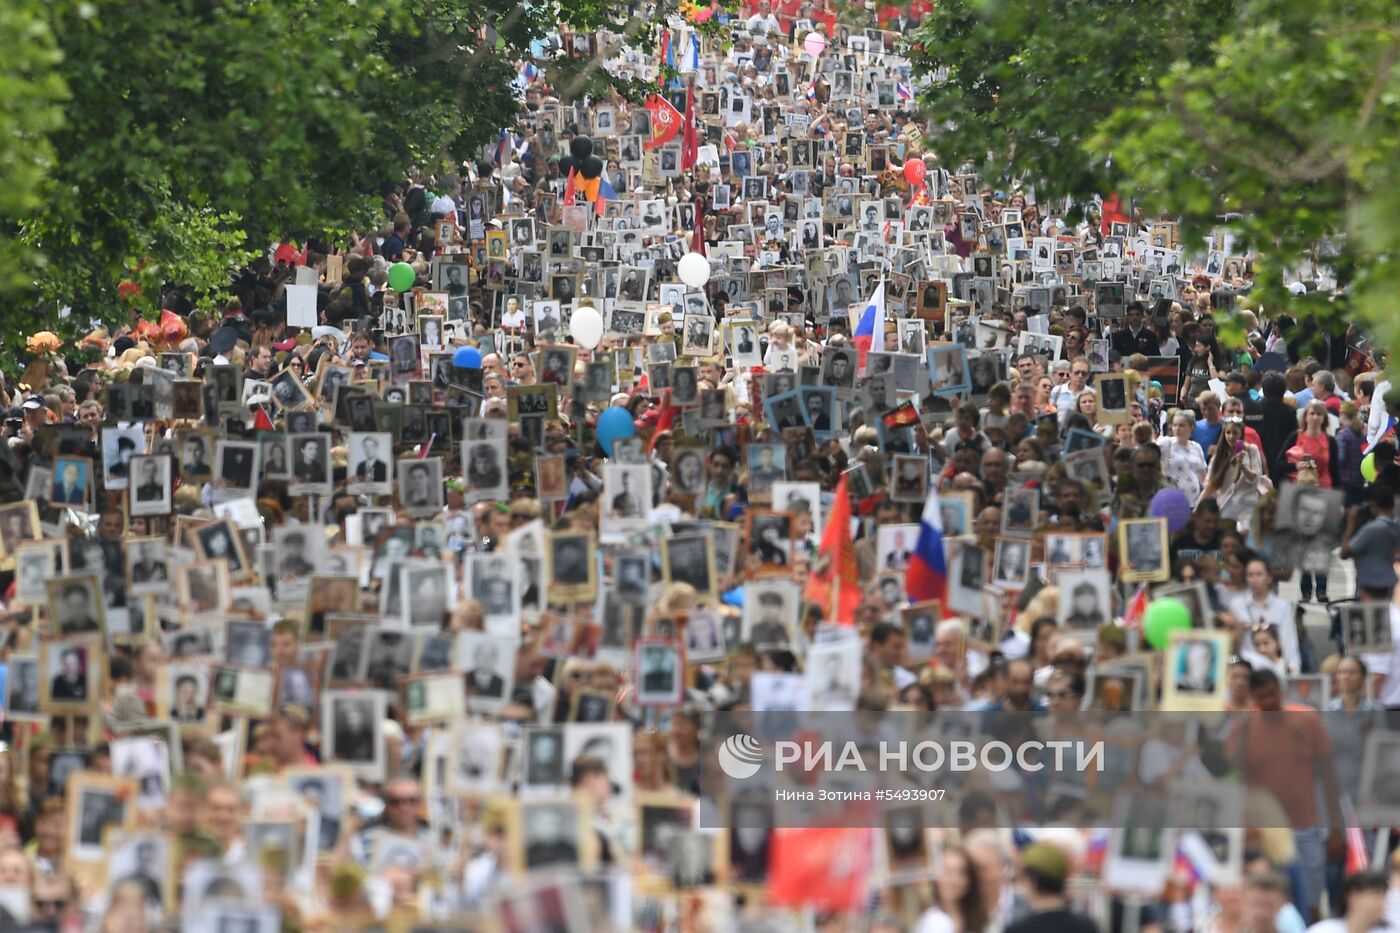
[21,398,44,412]
[1021,842,1069,883]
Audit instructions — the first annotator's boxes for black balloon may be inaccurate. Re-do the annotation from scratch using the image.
[580,155,604,180]
[569,135,594,162]
[558,155,574,176]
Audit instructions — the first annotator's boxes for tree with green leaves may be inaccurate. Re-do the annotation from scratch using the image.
[909,0,1400,352]
[907,0,1238,207]
[0,0,667,371]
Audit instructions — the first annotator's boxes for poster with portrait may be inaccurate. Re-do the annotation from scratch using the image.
[1160,629,1229,712]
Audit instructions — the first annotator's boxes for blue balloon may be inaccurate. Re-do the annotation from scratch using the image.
[595,406,636,457]
[453,345,482,369]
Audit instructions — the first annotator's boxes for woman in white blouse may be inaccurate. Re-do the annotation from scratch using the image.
[1156,410,1208,503]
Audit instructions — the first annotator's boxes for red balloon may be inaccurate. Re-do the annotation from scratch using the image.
[903,157,927,187]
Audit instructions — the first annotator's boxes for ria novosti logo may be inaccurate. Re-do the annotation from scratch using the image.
[716,733,764,779]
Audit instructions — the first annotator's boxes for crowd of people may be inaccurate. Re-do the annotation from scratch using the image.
[0,1,1394,931]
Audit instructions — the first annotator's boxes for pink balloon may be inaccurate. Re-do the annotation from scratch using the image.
[803,32,826,58]
[903,157,927,187]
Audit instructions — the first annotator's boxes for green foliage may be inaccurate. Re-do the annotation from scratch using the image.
[2,0,666,369]
[907,0,1237,207]
[1095,0,1400,352]
[0,0,67,296]
[910,0,1400,355]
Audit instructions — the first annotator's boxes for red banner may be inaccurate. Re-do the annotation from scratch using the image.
[644,95,683,151]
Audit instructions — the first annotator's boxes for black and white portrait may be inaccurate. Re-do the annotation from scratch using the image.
[287,433,332,495]
[347,432,393,495]
[128,454,173,517]
[397,457,445,516]
[635,641,682,705]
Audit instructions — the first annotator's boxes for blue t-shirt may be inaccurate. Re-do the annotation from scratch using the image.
[1192,418,1223,453]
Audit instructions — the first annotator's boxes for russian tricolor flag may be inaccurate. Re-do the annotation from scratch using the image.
[851,279,885,372]
[904,483,947,604]
[1365,414,1396,455]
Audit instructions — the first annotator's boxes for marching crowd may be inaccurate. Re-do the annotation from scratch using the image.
[0,1,1394,931]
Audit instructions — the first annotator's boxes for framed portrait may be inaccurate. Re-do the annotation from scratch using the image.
[1094,373,1131,424]
[458,630,517,715]
[465,551,521,637]
[1054,568,1112,637]
[66,772,136,864]
[100,425,146,490]
[926,344,971,396]
[742,579,797,647]
[177,560,231,614]
[4,653,42,721]
[1337,600,1394,654]
[157,661,211,726]
[193,518,251,582]
[547,532,597,604]
[397,457,445,517]
[403,672,467,727]
[1000,486,1040,538]
[600,463,652,541]
[14,540,61,605]
[321,690,387,781]
[126,453,172,517]
[1358,730,1400,826]
[50,455,93,511]
[286,433,332,497]
[661,533,717,603]
[991,537,1031,591]
[47,575,107,640]
[746,510,793,576]
[505,797,597,876]
[208,665,276,719]
[104,829,176,910]
[1160,629,1230,712]
[634,639,684,706]
[1119,518,1169,583]
[40,638,100,712]
[1103,795,1174,894]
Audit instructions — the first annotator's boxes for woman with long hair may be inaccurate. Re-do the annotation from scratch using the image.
[1276,399,1339,601]
[1201,417,1266,531]
[915,844,990,932]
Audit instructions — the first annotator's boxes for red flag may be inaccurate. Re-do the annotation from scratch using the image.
[690,197,705,256]
[769,827,874,912]
[648,390,678,454]
[1341,797,1371,876]
[803,473,862,624]
[1122,584,1148,629]
[644,95,683,151]
[563,167,577,206]
[657,30,670,88]
[681,81,698,171]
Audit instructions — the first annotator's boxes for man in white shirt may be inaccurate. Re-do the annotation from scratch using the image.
[1228,555,1300,672]
[745,1,781,35]
[1050,357,1092,415]
[1367,379,1395,449]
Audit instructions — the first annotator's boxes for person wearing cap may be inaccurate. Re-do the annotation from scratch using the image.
[1004,842,1096,933]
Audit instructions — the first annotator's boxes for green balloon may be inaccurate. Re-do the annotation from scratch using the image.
[1143,597,1192,651]
[388,261,416,293]
[1362,452,1377,483]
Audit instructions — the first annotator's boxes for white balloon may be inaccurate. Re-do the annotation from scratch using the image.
[570,305,604,350]
[678,252,711,288]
